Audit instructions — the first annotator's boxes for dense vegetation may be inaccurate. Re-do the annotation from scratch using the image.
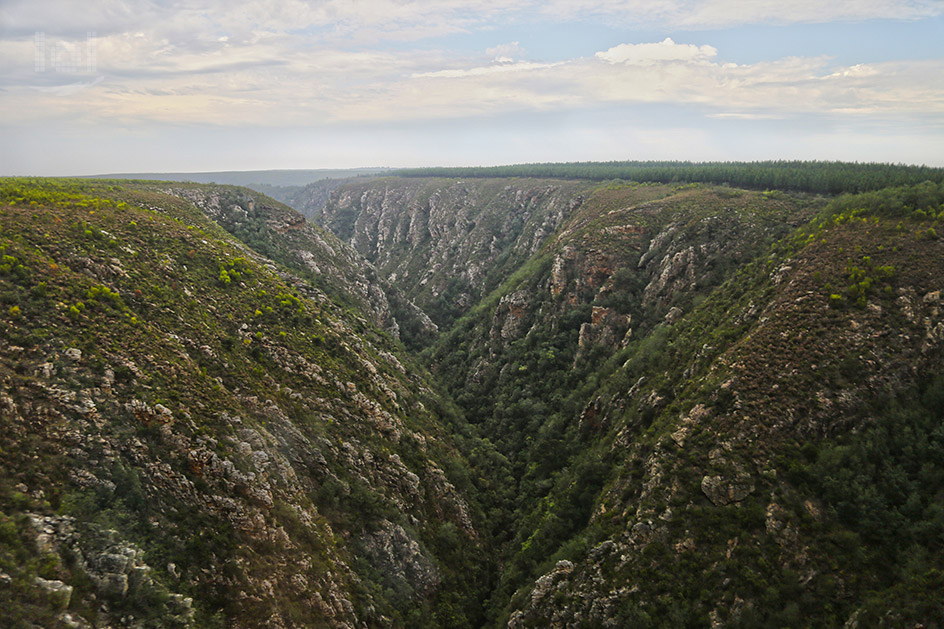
[444,180,944,625]
[318,172,944,625]
[394,160,944,195]
[0,177,490,627]
[2,171,944,627]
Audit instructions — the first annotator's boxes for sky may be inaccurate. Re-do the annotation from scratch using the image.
[1,0,942,175]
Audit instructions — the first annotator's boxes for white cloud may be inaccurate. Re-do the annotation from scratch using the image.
[826,64,880,79]
[5,27,941,129]
[486,42,525,63]
[671,0,943,28]
[342,40,943,124]
[3,1,941,44]
[535,0,943,29]
[596,38,717,65]
[412,61,561,79]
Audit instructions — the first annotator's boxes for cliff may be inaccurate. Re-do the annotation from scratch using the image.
[318,178,593,328]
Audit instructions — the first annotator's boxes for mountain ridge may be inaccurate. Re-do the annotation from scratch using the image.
[80,169,391,188]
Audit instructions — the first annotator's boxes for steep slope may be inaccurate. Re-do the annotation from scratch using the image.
[318,177,594,328]
[0,179,485,628]
[158,183,436,347]
[431,183,818,442]
[277,178,361,222]
[499,183,944,626]
[316,174,944,626]
[421,182,821,616]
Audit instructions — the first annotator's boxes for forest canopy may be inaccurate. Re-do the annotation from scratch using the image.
[393,160,944,195]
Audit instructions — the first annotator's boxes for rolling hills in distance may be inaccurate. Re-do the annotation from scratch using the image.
[83,168,392,189]
[2,161,944,627]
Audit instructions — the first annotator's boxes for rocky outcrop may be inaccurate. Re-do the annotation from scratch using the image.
[319,178,591,326]
[0,180,481,628]
[361,520,440,599]
[27,513,195,624]
[162,184,436,345]
[700,472,755,506]
[33,576,73,611]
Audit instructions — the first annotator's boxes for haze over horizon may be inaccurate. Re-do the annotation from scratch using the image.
[2,0,942,176]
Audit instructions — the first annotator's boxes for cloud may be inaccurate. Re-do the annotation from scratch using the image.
[3,1,942,44]
[670,0,943,28]
[31,75,105,96]
[4,25,941,129]
[707,112,786,120]
[535,0,944,29]
[1,0,941,174]
[412,61,561,79]
[0,0,146,37]
[596,38,717,65]
[344,40,943,125]
[486,42,525,63]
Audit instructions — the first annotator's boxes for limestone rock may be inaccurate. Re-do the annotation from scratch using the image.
[701,473,755,506]
[34,577,73,610]
[361,520,440,599]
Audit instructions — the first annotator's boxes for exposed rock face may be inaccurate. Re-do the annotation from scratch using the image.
[577,306,628,359]
[0,180,480,628]
[319,178,591,326]
[33,576,73,610]
[700,472,755,506]
[494,290,532,341]
[362,520,440,599]
[163,184,436,346]
[28,514,195,622]
[504,198,944,627]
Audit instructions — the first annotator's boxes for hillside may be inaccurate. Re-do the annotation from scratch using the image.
[151,183,437,348]
[313,175,944,626]
[2,171,943,628]
[493,183,944,626]
[317,177,596,328]
[85,168,391,188]
[0,179,488,627]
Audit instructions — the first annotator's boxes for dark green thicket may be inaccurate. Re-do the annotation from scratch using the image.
[395,160,944,195]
